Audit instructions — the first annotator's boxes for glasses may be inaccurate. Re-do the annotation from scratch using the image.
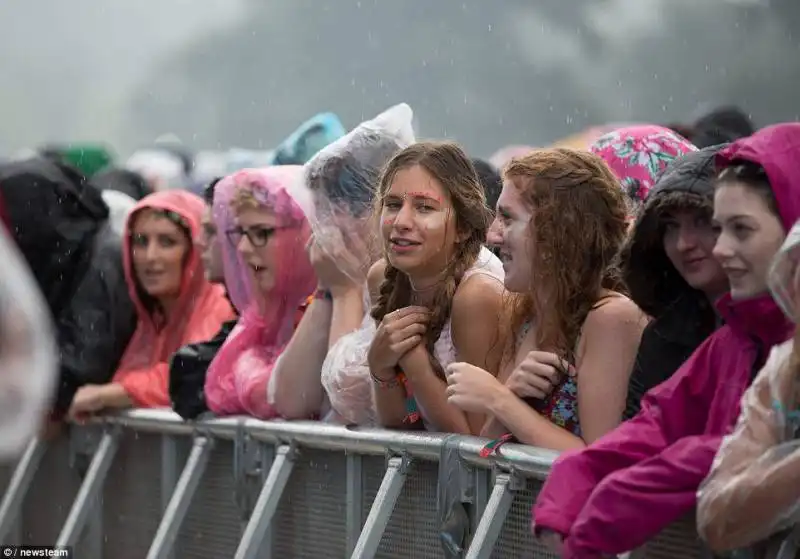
[226,225,289,248]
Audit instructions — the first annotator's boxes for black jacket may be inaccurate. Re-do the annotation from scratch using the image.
[0,158,136,415]
[621,145,726,419]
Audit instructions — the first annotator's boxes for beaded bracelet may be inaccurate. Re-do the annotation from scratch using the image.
[370,369,403,389]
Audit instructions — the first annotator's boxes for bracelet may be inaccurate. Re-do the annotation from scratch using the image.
[370,369,403,389]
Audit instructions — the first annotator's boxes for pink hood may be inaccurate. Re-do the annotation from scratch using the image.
[114,190,234,407]
[533,122,800,558]
[204,167,316,419]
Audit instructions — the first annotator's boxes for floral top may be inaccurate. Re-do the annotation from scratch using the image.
[518,320,581,436]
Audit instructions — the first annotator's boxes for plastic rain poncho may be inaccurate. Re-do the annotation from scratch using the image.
[284,103,415,425]
[204,167,316,419]
[0,223,57,459]
[697,220,800,554]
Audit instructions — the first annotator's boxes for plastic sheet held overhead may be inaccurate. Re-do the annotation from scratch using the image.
[301,102,415,284]
[697,220,800,553]
[0,226,58,460]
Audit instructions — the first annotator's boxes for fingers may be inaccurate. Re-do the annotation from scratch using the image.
[390,335,422,356]
[522,351,576,378]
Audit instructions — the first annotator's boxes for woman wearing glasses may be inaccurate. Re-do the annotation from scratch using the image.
[203,166,317,419]
[68,190,234,419]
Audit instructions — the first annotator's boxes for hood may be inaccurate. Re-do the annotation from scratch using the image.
[91,167,152,201]
[590,125,698,216]
[271,112,347,166]
[0,157,109,314]
[122,190,207,328]
[212,166,316,316]
[716,122,800,232]
[622,145,725,319]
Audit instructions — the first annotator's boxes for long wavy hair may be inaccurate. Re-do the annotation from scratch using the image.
[503,148,629,364]
[370,141,492,378]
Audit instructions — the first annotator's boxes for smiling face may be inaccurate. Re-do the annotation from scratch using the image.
[662,207,729,300]
[379,164,459,279]
[713,182,786,300]
[487,180,534,293]
[130,209,190,303]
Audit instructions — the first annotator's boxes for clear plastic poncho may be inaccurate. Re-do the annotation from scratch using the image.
[304,103,415,425]
[697,220,800,552]
[0,226,58,459]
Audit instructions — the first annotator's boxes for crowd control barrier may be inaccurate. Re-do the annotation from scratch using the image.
[0,409,706,558]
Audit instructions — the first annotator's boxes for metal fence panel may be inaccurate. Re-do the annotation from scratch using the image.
[272,448,348,558]
[101,431,164,559]
[493,479,557,559]
[361,456,442,558]
[177,439,243,558]
[0,411,711,558]
[22,435,81,547]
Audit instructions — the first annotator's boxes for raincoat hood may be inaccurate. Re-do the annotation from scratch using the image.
[0,157,109,315]
[204,166,316,418]
[271,112,347,166]
[716,122,800,232]
[117,190,230,372]
[590,124,697,216]
[622,145,725,319]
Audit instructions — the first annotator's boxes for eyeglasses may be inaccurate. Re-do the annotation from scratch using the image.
[225,225,288,248]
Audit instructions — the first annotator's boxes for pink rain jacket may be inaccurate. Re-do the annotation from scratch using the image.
[113,191,234,407]
[533,122,800,558]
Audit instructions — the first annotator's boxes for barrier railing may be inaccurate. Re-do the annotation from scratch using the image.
[0,409,706,558]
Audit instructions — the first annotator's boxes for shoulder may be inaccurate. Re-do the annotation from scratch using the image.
[452,272,506,324]
[367,259,389,296]
[583,294,649,339]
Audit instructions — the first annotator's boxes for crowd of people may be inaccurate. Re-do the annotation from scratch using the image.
[1,101,799,558]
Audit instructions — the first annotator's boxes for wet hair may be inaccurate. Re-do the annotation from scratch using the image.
[370,141,492,378]
[503,148,629,364]
[203,177,222,206]
[716,160,780,217]
[471,158,502,213]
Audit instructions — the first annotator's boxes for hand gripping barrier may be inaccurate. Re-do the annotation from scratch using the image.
[0,409,706,558]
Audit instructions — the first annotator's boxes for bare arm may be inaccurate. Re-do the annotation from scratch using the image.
[574,297,648,443]
[447,274,505,434]
[270,297,333,419]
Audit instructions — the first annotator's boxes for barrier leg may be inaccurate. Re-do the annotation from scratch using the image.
[146,437,214,559]
[55,429,121,547]
[345,454,363,556]
[465,472,522,559]
[234,444,296,559]
[350,455,410,559]
[0,438,46,543]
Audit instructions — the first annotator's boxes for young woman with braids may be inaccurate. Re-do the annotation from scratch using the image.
[367,141,505,435]
[445,148,650,451]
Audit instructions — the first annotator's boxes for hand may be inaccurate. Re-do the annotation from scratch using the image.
[368,306,430,372]
[505,351,574,400]
[445,362,504,414]
[68,384,109,422]
[537,528,565,555]
[307,236,360,296]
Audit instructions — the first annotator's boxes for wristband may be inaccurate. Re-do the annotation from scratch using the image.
[370,369,402,389]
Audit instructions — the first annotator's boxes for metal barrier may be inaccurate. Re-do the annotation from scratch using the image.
[0,409,706,558]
